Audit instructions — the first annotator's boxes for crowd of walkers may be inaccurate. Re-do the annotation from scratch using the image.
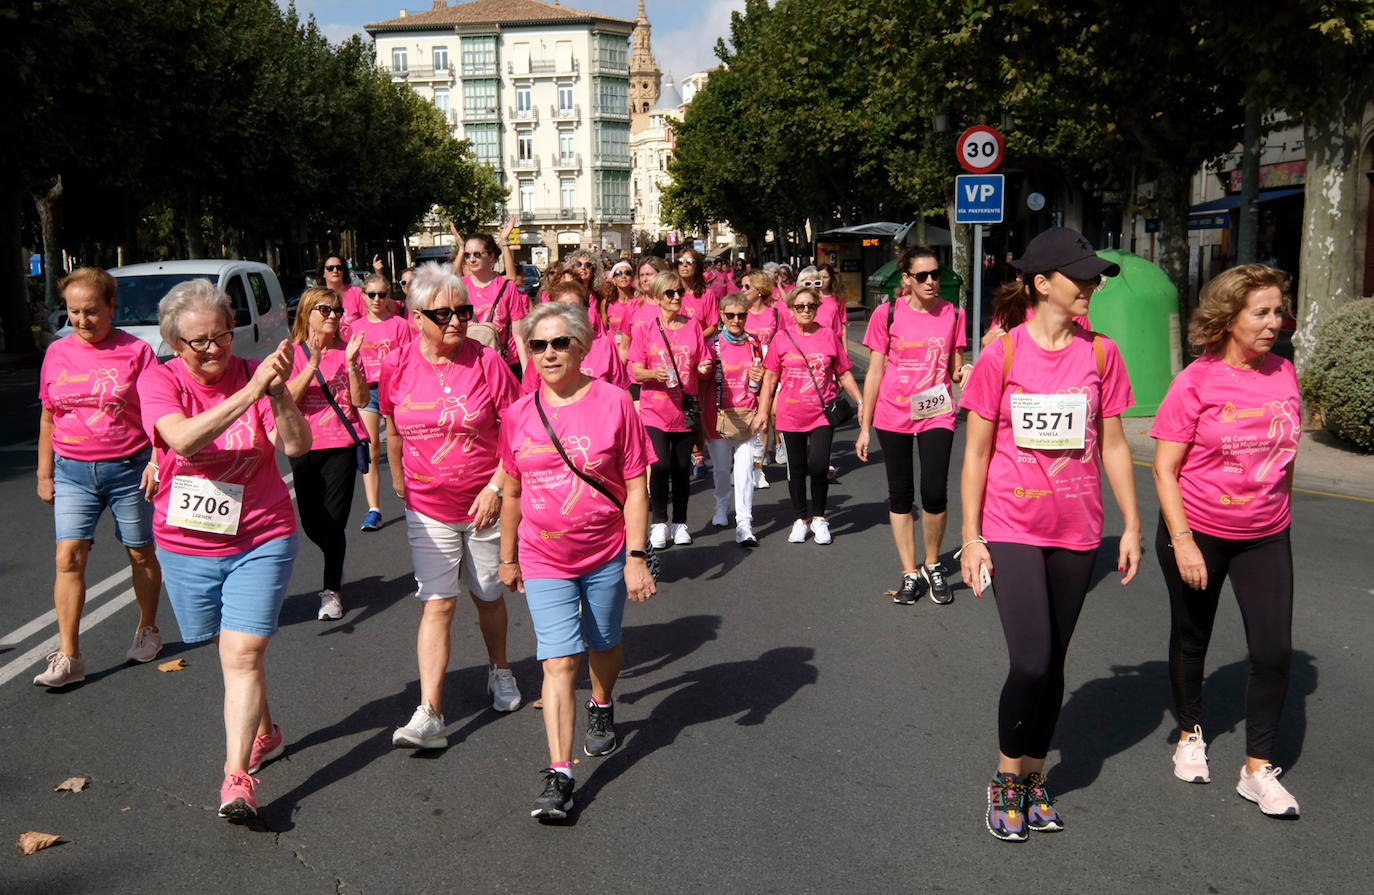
[34,227,1304,833]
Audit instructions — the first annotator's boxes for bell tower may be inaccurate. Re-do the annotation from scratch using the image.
[629,0,661,133]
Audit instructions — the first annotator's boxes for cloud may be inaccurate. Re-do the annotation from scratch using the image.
[651,0,744,82]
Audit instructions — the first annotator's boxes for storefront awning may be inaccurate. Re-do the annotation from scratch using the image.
[1188,187,1304,215]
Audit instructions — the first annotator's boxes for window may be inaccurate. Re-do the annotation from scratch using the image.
[432,45,449,73]
[595,33,628,71]
[391,47,408,73]
[517,132,534,162]
[561,178,577,210]
[520,180,536,213]
[516,86,532,114]
[247,273,273,316]
[463,79,497,117]
[595,78,628,115]
[466,124,500,166]
[558,84,574,113]
[460,35,497,75]
[594,122,630,164]
[559,131,576,162]
[434,88,450,117]
[226,276,251,326]
[596,171,630,216]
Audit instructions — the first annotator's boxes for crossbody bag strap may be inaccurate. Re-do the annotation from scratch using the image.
[534,390,623,511]
[305,345,365,446]
[655,318,686,386]
[713,338,724,409]
[782,328,826,408]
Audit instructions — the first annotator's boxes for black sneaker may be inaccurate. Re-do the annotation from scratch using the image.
[584,698,617,756]
[893,573,925,605]
[531,768,574,821]
[923,563,953,605]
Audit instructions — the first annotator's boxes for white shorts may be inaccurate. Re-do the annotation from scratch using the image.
[405,509,506,602]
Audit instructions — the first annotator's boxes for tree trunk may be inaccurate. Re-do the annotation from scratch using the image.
[1236,93,1261,265]
[32,176,64,312]
[1155,163,1192,365]
[0,183,35,354]
[1293,74,1367,376]
[185,190,205,258]
[946,204,970,309]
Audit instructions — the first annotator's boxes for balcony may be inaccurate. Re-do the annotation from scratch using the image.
[508,105,539,123]
[550,103,581,122]
[594,209,633,223]
[589,58,629,76]
[519,206,586,224]
[592,103,630,121]
[391,64,455,82]
[592,151,631,169]
[551,152,583,170]
[510,58,579,77]
[509,155,541,174]
[462,106,500,123]
[461,62,498,77]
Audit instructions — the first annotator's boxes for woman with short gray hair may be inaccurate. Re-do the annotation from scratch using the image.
[518,281,628,393]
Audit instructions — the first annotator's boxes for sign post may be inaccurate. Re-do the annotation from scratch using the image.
[953,125,1005,361]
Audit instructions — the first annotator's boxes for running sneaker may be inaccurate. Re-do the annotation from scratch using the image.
[923,563,953,605]
[33,651,85,689]
[649,523,668,549]
[711,509,730,528]
[754,468,770,489]
[788,519,809,543]
[774,442,788,465]
[986,772,1028,842]
[126,626,163,663]
[810,517,832,545]
[1172,724,1210,783]
[584,699,617,757]
[1024,772,1063,832]
[317,589,344,621]
[247,724,284,774]
[893,573,925,605]
[393,703,447,750]
[218,771,259,824]
[531,768,574,821]
[671,523,693,545]
[827,465,839,483]
[1236,764,1300,817]
[736,522,758,548]
[360,508,382,531]
[488,667,523,713]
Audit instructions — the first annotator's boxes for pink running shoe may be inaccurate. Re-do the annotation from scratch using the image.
[1237,764,1300,818]
[247,725,284,775]
[1172,725,1210,784]
[218,771,260,824]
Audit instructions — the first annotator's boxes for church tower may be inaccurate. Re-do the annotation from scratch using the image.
[629,0,661,133]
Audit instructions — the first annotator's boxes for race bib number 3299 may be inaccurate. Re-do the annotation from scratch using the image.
[1009,393,1088,450]
[167,475,244,535]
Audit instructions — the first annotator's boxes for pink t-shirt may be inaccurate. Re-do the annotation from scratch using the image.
[815,293,848,338]
[862,299,967,434]
[500,380,655,579]
[352,314,413,384]
[959,325,1134,549]
[520,332,630,394]
[292,343,364,450]
[1151,353,1300,539]
[465,275,528,363]
[40,330,156,460]
[702,335,763,440]
[679,288,720,332]
[765,326,852,432]
[339,285,367,335]
[378,339,519,524]
[618,298,660,341]
[629,316,708,432]
[138,357,296,555]
[604,297,637,336]
[745,305,784,346]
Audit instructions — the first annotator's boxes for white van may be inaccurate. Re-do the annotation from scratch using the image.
[54,260,291,360]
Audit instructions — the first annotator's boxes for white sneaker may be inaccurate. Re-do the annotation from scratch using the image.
[317,589,344,620]
[810,516,832,545]
[1172,725,1210,783]
[1236,764,1299,817]
[649,523,668,549]
[393,703,446,749]
[126,626,163,663]
[711,509,730,527]
[754,468,770,489]
[735,522,758,547]
[671,523,693,545]
[774,442,788,465]
[487,667,522,712]
[788,519,808,543]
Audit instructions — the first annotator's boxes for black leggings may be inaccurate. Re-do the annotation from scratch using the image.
[289,446,357,592]
[781,426,834,518]
[875,426,954,515]
[1156,518,1293,759]
[646,427,694,524]
[987,541,1098,759]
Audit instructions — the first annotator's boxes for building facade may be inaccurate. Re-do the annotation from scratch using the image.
[367,0,635,257]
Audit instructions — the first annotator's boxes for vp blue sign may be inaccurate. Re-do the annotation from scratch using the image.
[954,174,1004,224]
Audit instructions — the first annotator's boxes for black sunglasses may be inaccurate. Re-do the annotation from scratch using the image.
[325,264,346,272]
[364,291,389,299]
[463,251,485,259]
[661,288,685,298]
[792,302,820,311]
[314,305,345,317]
[905,269,939,284]
[612,269,632,276]
[418,305,475,326]
[528,335,575,352]
[721,311,748,321]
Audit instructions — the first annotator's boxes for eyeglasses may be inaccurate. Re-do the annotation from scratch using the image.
[905,269,940,284]
[721,311,748,321]
[528,335,576,352]
[661,289,685,298]
[325,264,346,272]
[463,251,485,259]
[182,331,234,352]
[791,302,819,312]
[364,291,389,299]
[418,305,475,326]
[573,261,594,269]
[314,305,345,317]
[799,279,822,289]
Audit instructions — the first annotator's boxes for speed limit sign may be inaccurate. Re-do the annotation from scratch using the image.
[956,125,1004,174]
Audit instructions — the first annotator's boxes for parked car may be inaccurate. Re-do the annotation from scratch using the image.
[53,260,291,361]
[517,262,541,298]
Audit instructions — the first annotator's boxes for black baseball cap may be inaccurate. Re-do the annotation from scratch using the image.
[1011,227,1120,279]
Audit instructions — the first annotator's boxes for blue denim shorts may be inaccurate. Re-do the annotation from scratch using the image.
[522,552,627,660]
[156,533,298,642]
[52,448,155,546]
[362,383,380,414]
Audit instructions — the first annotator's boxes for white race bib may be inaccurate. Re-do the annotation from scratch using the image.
[1010,393,1088,450]
[909,383,952,420]
[167,475,244,535]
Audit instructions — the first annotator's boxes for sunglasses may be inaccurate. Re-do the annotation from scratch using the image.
[613,270,632,277]
[325,264,346,272]
[418,305,475,326]
[364,291,389,299]
[182,331,234,352]
[792,302,819,312]
[314,305,345,317]
[573,261,594,269]
[799,279,822,288]
[463,251,485,259]
[721,311,748,321]
[677,259,696,266]
[661,288,685,298]
[905,269,939,284]
[528,335,575,352]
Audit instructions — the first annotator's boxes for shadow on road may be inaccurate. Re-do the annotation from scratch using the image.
[616,614,721,681]
[277,572,416,633]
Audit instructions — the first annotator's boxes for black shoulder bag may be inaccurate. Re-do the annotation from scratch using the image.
[306,344,371,473]
[781,329,854,427]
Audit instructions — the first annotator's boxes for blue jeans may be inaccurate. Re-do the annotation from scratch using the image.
[52,448,154,545]
[156,534,298,642]
[523,552,627,660]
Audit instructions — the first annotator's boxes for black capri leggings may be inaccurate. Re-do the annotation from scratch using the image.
[1155,517,1293,759]
[987,541,1098,760]
[646,426,694,524]
[289,445,357,592]
[875,426,954,515]
[780,426,834,518]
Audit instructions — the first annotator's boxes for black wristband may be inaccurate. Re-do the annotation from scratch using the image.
[628,549,648,558]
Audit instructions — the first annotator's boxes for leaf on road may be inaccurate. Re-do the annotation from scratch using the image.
[16,832,61,854]
[157,658,187,673]
[883,589,897,596]
[53,777,88,793]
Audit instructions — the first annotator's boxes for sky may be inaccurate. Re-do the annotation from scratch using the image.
[283,0,745,84]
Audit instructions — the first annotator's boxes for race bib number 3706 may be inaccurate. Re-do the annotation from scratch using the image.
[1009,393,1088,450]
[167,475,244,535]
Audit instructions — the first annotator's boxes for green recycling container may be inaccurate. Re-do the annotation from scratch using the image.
[1088,250,1182,417]
[865,261,963,310]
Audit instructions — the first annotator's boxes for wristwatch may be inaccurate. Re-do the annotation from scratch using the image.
[628,549,648,559]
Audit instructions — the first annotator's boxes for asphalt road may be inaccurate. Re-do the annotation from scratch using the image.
[1,357,1371,893]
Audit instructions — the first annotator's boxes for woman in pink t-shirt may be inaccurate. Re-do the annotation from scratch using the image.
[352,273,413,532]
[379,262,524,753]
[520,280,629,393]
[284,287,369,622]
[756,285,863,546]
[35,268,164,690]
[703,292,766,545]
[856,246,970,606]
[957,228,1141,842]
[814,263,850,352]
[463,233,530,377]
[742,270,782,488]
[1152,264,1302,818]
[674,250,720,339]
[321,254,365,332]
[498,302,656,820]
[140,278,311,825]
[600,260,637,342]
[629,270,711,547]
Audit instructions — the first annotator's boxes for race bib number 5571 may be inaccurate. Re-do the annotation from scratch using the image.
[1010,393,1088,450]
[167,475,244,535]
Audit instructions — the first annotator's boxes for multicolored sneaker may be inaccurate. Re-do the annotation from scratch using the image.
[218,771,260,824]
[531,768,575,821]
[1172,724,1210,783]
[986,772,1028,841]
[1236,764,1300,818]
[1024,772,1063,832]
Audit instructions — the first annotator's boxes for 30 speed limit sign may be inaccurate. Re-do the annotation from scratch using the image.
[956,125,1004,174]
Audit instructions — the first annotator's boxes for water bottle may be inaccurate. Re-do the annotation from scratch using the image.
[747,340,763,395]
[660,349,678,388]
